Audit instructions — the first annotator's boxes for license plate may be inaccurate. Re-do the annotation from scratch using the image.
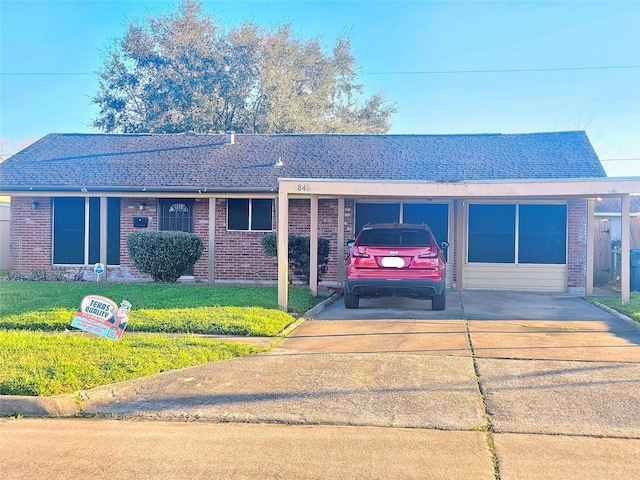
[381,256,405,268]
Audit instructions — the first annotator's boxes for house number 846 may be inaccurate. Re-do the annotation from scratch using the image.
[296,184,311,192]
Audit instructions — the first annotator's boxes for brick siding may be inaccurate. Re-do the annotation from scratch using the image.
[9,197,52,275]
[8,195,590,290]
[567,199,588,293]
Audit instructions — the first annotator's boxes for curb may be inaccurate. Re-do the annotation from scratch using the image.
[302,290,342,318]
[592,301,639,330]
[0,392,79,418]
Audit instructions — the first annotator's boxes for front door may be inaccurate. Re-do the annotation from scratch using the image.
[158,199,195,275]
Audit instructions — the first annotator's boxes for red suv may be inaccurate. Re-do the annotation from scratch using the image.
[344,224,448,310]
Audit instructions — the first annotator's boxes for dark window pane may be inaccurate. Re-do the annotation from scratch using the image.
[159,199,195,275]
[88,198,101,264]
[403,203,448,242]
[468,204,516,263]
[355,203,400,233]
[251,199,273,230]
[53,198,85,264]
[228,199,249,230]
[107,198,121,265]
[403,203,449,260]
[518,204,567,264]
[159,199,194,232]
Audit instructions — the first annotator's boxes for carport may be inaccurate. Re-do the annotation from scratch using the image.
[276,177,638,310]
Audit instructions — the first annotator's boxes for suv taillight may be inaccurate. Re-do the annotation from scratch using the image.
[418,247,437,258]
[351,247,370,258]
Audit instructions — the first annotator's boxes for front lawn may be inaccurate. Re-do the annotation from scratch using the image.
[0,282,322,318]
[0,331,262,396]
[587,292,640,323]
[0,282,322,397]
[0,306,294,336]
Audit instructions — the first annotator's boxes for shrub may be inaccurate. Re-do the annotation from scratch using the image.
[262,233,330,284]
[127,231,204,283]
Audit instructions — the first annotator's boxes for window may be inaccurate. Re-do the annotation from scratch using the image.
[355,202,449,259]
[227,198,273,231]
[53,197,120,265]
[354,203,400,232]
[159,199,194,233]
[403,203,449,246]
[518,204,567,264]
[468,204,516,263]
[467,203,567,264]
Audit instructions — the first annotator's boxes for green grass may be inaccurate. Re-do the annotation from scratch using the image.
[0,282,323,397]
[587,291,640,323]
[0,282,322,318]
[0,306,294,336]
[0,330,263,396]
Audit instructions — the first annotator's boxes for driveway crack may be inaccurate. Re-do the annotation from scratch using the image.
[464,317,502,480]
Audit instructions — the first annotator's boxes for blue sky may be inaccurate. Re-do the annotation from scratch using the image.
[1,0,639,176]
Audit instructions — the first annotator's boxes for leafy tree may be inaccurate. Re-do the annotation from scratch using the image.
[92,0,395,134]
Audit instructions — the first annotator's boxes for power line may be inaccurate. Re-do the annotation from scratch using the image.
[363,65,640,75]
[600,159,640,162]
[2,65,639,77]
[1,72,95,76]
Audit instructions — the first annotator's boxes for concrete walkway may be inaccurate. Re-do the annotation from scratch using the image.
[2,291,639,479]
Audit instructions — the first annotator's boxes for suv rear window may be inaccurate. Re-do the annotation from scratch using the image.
[357,228,431,247]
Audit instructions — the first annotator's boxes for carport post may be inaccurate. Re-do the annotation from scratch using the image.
[310,195,318,296]
[455,199,466,292]
[277,189,289,310]
[208,197,216,285]
[621,194,630,305]
[337,197,345,284]
[586,198,595,296]
[98,197,108,283]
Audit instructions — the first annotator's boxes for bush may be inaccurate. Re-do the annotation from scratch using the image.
[127,231,204,283]
[262,233,330,284]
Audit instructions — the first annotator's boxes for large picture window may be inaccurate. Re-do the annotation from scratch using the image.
[467,203,566,264]
[468,204,516,263]
[403,203,449,247]
[53,197,120,265]
[227,198,273,231]
[518,204,567,264]
[354,203,400,232]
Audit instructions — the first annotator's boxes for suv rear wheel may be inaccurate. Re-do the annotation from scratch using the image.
[431,289,446,311]
[344,291,360,309]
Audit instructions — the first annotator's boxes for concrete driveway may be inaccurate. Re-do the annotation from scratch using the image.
[313,289,627,322]
[2,290,639,479]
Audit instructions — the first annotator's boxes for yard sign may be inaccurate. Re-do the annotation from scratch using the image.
[71,295,131,340]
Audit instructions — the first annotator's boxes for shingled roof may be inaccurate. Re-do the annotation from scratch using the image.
[0,131,606,193]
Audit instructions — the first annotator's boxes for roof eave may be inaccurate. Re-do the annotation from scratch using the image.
[0,185,278,195]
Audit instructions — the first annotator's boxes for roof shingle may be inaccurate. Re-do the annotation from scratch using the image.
[0,131,606,192]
